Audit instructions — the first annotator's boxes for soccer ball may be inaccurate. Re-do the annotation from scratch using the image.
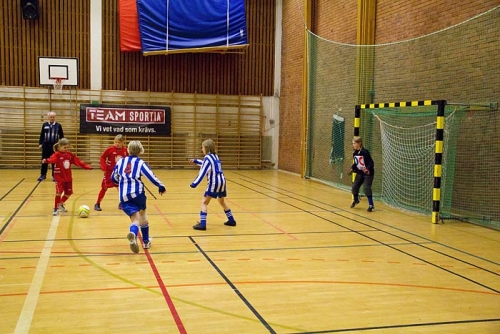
[78,205,91,218]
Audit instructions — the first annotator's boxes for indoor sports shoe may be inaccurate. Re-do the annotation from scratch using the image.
[350,199,360,208]
[52,208,59,216]
[193,222,206,231]
[94,203,102,211]
[224,220,236,226]
[367,205,374,212]
[143,239,152,249]
[118,203,122,210]
[58,204,68,212]
[127,232,139,253]
[37,175,46,181]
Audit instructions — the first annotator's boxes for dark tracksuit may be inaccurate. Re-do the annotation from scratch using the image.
[351,147,375,199]
[39,121,64,177]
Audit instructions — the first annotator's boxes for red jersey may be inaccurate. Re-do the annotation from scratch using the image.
[100,146,128,173]
[46,151,92,182]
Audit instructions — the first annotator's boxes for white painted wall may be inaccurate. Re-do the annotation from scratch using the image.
[270,0,282,169]
[90,0,102,90]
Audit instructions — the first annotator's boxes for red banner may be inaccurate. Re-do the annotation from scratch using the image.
[118,0,141,52]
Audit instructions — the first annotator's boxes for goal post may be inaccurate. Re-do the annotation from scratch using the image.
[354,100,448,223]
[433,100,446,224]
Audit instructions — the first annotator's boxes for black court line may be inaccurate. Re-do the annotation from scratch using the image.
[230,175,500,293]
[4,173,497,332]
[232,173,500,268]
[0,178,25,201]
[0,181,38,236]
[189,236,277,334]
[145,184,158,200]
[0,239,433,262]
[294,318,500,333]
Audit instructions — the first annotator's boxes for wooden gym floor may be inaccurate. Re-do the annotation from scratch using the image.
[1,169,499,333]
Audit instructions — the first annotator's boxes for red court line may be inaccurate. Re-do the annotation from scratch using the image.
[226,198,298,240]
[141,238,187,334]
[0,218,17,243]
[154,204,173,228]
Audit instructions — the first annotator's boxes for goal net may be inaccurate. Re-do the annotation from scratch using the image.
[441,104,500,229]
[305,6,500,229]
[361,102,500,229]
[359,102,460,218]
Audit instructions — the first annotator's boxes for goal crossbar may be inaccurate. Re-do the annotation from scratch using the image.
[354,100,447,223]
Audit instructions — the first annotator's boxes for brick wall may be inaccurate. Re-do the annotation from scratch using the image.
[279,0,499,174]
[279,1,358,174]
[313,2,357,43]
[279,1,306,173]
[373,1,500,103]
[375,0,500,43]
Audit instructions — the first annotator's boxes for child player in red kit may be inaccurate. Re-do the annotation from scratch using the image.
[42,138,92,216]
[94,134,128,211]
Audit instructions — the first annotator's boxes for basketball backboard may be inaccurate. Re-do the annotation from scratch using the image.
[38,57,79,87]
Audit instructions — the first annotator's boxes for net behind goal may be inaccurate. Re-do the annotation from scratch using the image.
[356,100,460,222]
[357,101,500,230]
[305,7,500,229]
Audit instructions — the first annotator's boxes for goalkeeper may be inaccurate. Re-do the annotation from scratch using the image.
[348,136,375,212]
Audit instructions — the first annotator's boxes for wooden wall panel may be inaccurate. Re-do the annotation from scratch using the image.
[1,1,275,96]
[0,87,262,169]
[100,0,275,95]
[0,1,271,169]
[0,0,90,88]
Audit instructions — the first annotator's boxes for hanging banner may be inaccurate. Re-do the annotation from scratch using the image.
[79,104,171,136]
[136,0,248,55]
[118,0,142,52]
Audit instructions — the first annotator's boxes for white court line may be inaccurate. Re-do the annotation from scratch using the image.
[14,215,60,334]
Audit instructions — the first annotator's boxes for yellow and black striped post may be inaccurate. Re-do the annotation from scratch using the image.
[354,105,361,136]
[355,100,447,223]
[432,100,447,223]
[352,105,361,183]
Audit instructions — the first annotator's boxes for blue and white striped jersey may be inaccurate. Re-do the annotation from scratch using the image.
[111,156,164,202]
[191,153,226,193]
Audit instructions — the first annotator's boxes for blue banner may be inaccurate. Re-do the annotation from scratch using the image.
[137,0,248,54]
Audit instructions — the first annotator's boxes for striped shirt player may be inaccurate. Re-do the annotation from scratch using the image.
[189,139,236,231]
[38,111,64,181]
[190,153,226,196]
[111,140,166,253]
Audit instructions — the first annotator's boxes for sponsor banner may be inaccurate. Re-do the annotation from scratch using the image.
[79,104,171,136]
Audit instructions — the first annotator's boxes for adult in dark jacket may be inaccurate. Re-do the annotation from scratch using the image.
[38,111,64,181]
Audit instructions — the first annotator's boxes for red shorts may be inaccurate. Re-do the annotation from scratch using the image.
[102,173,118,189]
[55,181,73,196]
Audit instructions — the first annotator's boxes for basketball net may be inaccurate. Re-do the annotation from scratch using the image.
[51,78,64,94]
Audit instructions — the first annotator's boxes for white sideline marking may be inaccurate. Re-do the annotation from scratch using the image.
[14,215,60,334]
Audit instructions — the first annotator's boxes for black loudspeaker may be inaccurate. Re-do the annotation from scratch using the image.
[21,0,39,20]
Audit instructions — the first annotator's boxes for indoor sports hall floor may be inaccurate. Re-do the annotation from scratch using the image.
[1,169,499,333]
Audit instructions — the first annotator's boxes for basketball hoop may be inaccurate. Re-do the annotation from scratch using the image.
[51,77,65,94]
